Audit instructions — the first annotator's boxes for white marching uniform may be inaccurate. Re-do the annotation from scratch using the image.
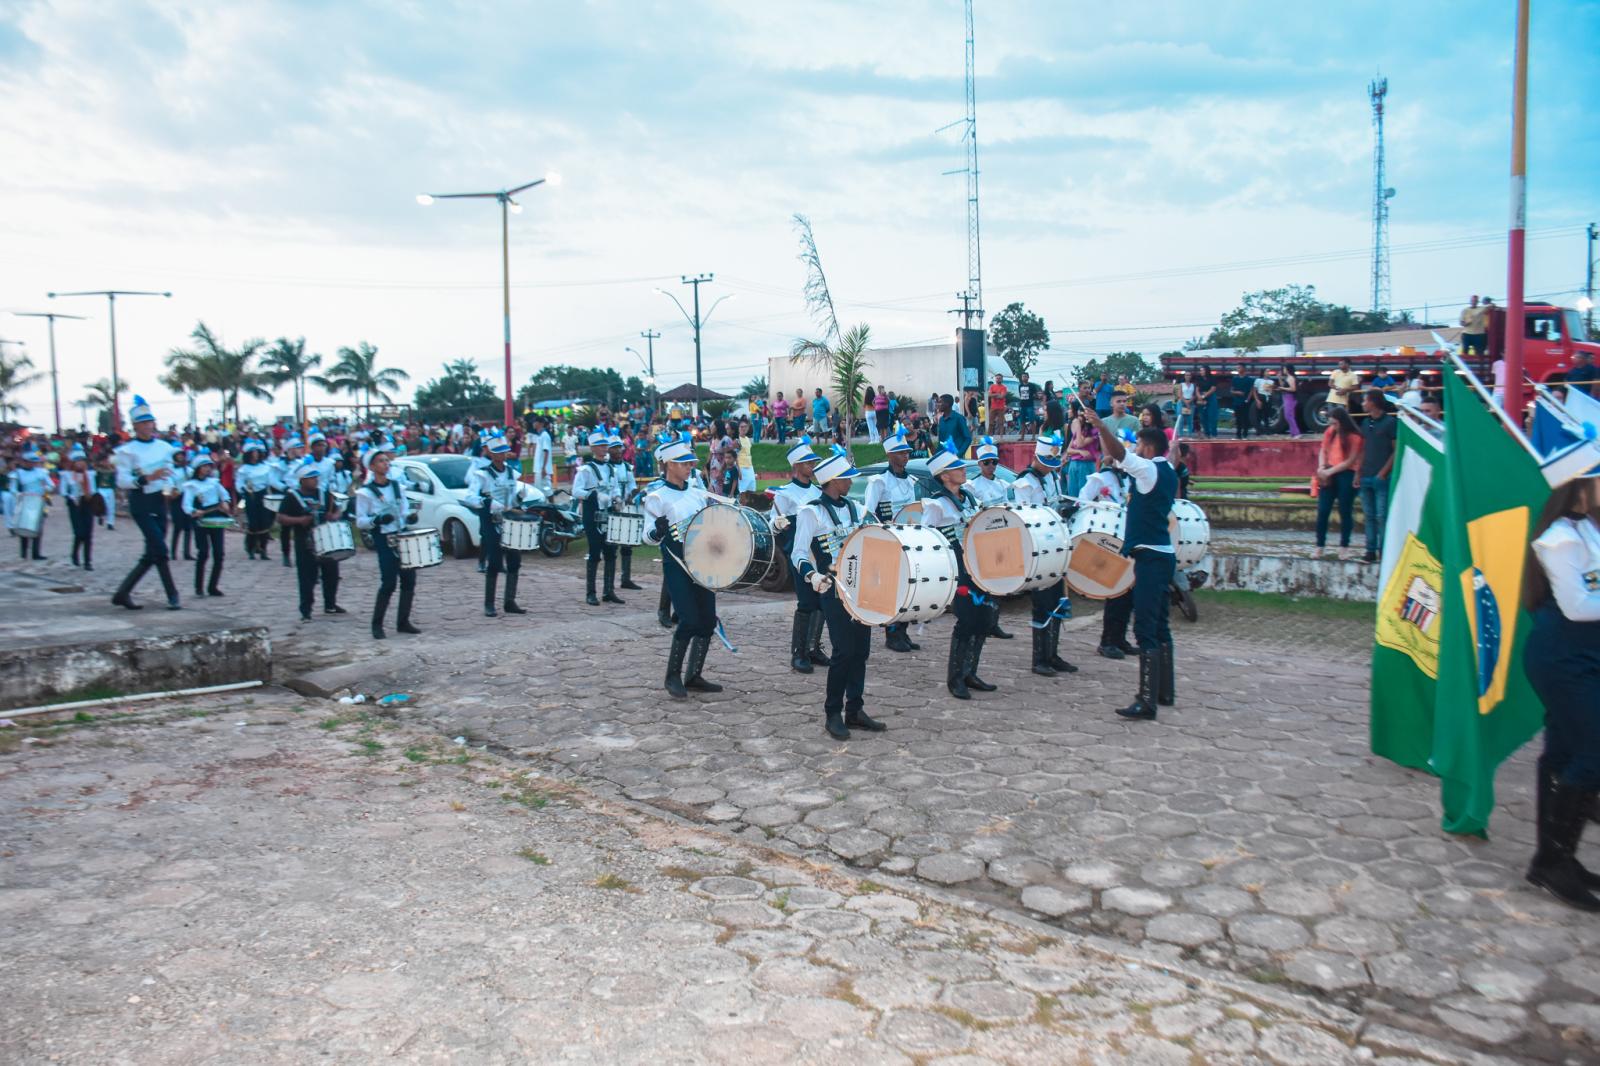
[465,462,522,514]
[1010,466,1063,509]
[355,479,410,537]
[790,495,868,576]
[530,429,554,490]
[114,438,179,496]
[771,478,820,522]
[968,473,1009,507]
[862,467,917,524]
[571,461,612,510]
[236,461,276,495]
[180,477,231,516]
[1078,469,1125,506]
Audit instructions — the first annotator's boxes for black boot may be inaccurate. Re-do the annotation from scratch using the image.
[1031,627,1057,677]
[1531,767,1600,891]
[665,631,690,699]
[112,561,151,610]
[1527,780,1600,911]
[396,586,421,634]
[684,636,722,692]
[1097,642,1126,660]
[885,625,915,653]
[585,557,600,606]
[1116,650,1159,720]
[790,611,814,673]
[990,618,1013,640]
[619,554,642,590]
[807,610,831,667]
[946,632,971,700]
[825,708,851,741]
[371,587,392,639]
[964,633,996,692]
[602,555,624,603]
[845,705,886,732]
[1157,640,1175,706]
[1113,638,1137,656]
[503,571,525,614]
[1047,620,1077,673]
[321,570,339,612]
[484,573,498,617]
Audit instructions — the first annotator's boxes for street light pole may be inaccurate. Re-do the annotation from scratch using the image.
[641,329,660,412]
[1585,222,1597,336]
[9,311,86,437]
[47,290,171,434]
[655,277,732,419]
[416,172,560,430]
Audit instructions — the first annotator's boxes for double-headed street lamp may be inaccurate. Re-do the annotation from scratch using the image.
[655,276,732,418]
[624,345,657,412]
[8,310,86,436]
[417,173,560,429]
[48,290,171,434]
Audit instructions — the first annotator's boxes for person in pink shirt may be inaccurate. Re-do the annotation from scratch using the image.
[772,394,790,443]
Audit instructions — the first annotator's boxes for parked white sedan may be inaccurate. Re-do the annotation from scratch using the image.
[392,454,485,558]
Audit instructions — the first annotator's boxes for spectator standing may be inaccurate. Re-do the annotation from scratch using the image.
[736,420,757,492]
[1174,373,1196,436]
[1328,358,1362,414]
[1093,376,1115,417]
[1253,371,1275,433]
[771,393,789,443]
[1370,365,1398,398]
[1043,382,1064,432]
[1198,367,1219,438]
[963,389,981,441]
[987,373,1008,436]
[1015,373,1036,434]
[1459,295,1490,356]
[1314,407,1363,559]
[862,386,879,443]
[1358,389,1398,563]
[1567,351,1598,398]
[1230,364,1257,439]
[1279,365,1302,438]
[873,386,889,440]
[810,389,831,436]
[1065,409,1099,498]
[792,389,807,437]
[1102,394,1140,441]
[935,394,972,459]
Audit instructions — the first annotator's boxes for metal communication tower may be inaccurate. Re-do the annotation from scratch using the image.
[940,0,983,329]
[1369,76,1395,315]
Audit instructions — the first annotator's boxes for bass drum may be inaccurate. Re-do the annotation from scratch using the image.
[834,523,955,626]
[500,513,543,552]
[1171,499,1211,569]
[1065,503,1133,600]
[961,504,1070,596]
[892,500,925,524]
[11,493,45,539]
[681,503,776,592]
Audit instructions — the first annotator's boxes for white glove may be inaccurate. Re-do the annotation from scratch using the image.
[771,513,790,532]
[808,572,833,594]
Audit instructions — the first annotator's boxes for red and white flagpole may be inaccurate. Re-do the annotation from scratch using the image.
[1504,0,1530,412]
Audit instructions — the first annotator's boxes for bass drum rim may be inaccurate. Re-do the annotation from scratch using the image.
[682,503,775,592]
[961,503,1070,597]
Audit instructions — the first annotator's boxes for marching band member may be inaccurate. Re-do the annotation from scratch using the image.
[573,429,625,607]
[609,432,643,591]
[647,433,699,629]
[62,444,96,570]
[237,439,276,560]
[863,427,921,653]
[1078,466,1126,508]
[272,435,304,567]
[968,436,1014,641]
[1084,409,1178,720]
[529,415,555,492]
[1010,433,1078,678]
[306,431,338,485]
[791,447,886,740]
[466,431,527,617]
[356,445,421,640]
[111,395,182,610]
[643,434,723,698]
[772,438,828,673]
[8,446,52,560]
[276,460,345,621]
[93,453,117,530]
[167,449,194,562]
[180,450,232,598]
[921,442,997,699]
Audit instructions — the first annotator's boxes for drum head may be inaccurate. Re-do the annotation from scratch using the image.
[1066,536,1134,599]
[684,505,755,589]
[893,501,924,523]
[837,526,906,626]
[962,506,1028,596]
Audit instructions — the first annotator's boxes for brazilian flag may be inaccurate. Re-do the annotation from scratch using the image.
[1428,369,1549,836]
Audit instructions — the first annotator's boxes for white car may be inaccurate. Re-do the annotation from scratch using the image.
[392,454,486,558]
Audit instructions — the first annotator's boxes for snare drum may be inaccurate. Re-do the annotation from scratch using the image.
[961,504,1071,596]
[11,493,45,539]
[1065,503,1134,599]
[606,511,645,546]
[500,513,543,552]
[196,514,238,530]
[1170,499,1211,568]
[390,527,444,570]
[681,503,776,592]
[311,520,357,561]
[263,493,285,514]
[835,524,956,626]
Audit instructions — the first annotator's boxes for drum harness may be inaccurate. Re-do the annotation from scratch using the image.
[928,486,992,609]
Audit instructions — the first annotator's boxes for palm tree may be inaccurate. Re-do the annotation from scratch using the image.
[0,350,41,424]
[738,375,768,400]
[164,322,270,427]
[259,336,325,427]
[325,341,410,419]
[788,214,872,441]
[81,378,127,432]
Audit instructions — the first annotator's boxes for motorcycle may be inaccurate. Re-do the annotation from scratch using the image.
[516,483,583,558]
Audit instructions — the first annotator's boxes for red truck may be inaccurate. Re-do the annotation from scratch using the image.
[1159,302,1597,431]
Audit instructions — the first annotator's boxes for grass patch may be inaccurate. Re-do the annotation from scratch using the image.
[504,786,549,809]
[402,747,429,763]
[657,865,702,882]
[1032,993,1060,1028]
[699,442,887,473]
[828,978,870,1010]
[768,890,790,912]
[517,848,551,865]
[1194,588,1375,622]
[593,872,635,891]
[855,880,886,894]
[1247,968,1288,986]
[933,1005,996,1032]
[72,711,97,724]
[355,738,383,755]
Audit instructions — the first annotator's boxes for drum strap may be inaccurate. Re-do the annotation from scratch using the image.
[1028,596,1074,628]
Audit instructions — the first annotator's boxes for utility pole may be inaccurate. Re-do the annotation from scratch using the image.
[1503,0,1530,405]
[641,329,660,412]
[8,310,85,437]
[48,290,171,434]
[656,276,730,420]
[1586,222,1596,335]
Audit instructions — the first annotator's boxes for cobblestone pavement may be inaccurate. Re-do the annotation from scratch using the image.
[0,691,1467,1065]
[9,527,1599,1062]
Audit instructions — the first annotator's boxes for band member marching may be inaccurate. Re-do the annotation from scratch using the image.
[648,433,702,628]
[643,434,724,698]
[1083,408,1178,720]
[921,442,996,699]
[180,450,233,598]
[272,435,304,567]
[573,430,625,607]
[466,431,527,617]
[969,436,1014,641]
[608,432,643,591]
[237,439,276,560]
[792,447,887,740]
[167,449,194,562]
[1010,433,1078,678]
[863,427,921,653]
[356,445,421,640]
[61,444,96,570]
[277,460,346,621]
[771,438,829,673]
[8,445,53,560]
[111,395,182,610]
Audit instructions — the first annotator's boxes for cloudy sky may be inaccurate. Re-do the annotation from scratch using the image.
[2,0,1596,428]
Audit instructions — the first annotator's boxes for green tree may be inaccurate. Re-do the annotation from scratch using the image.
[414,359,503,422]
[81,378,126,434]
[788,214,872,439]
[988,301,1050,379]
[738,375,768,400]
[1193,284,1401,351]
[258,336,325,426]
[163,322,270,426]
[1074,351,1162,389]
[324,341,410,419]
[0,349,41,423]
[514,365,640,412]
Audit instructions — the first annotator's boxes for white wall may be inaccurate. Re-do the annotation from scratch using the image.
[767,341,1005,413]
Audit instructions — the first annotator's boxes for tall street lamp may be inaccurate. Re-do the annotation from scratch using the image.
[655,276,732,418]
[624,345,657,413]
[48,290,171,434]
[417,173,560,429]
[8,310,86,436]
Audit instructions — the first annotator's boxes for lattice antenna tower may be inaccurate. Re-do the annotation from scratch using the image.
[1369,75,1395,315]
[939,0,983,328]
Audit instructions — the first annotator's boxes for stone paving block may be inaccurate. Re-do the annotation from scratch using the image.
[1256,1021,1358,1065]
[1259,881,1336,918]
[1229,914,1310,951]
[691,876,766,901]
[1181,884,1256,919]
[1145,912,1223,948]
[1370,951,1461,999]
[1019,885,1092,918]
[826,828,889,862]
[1062,860,1124,889]
[1102,886,1171,917]
[1283,949,1369,991]
[1461,958,1546,1004]
[1430,995,1528,1045]
[940,981,1037,1023]
[915,852,985,885]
